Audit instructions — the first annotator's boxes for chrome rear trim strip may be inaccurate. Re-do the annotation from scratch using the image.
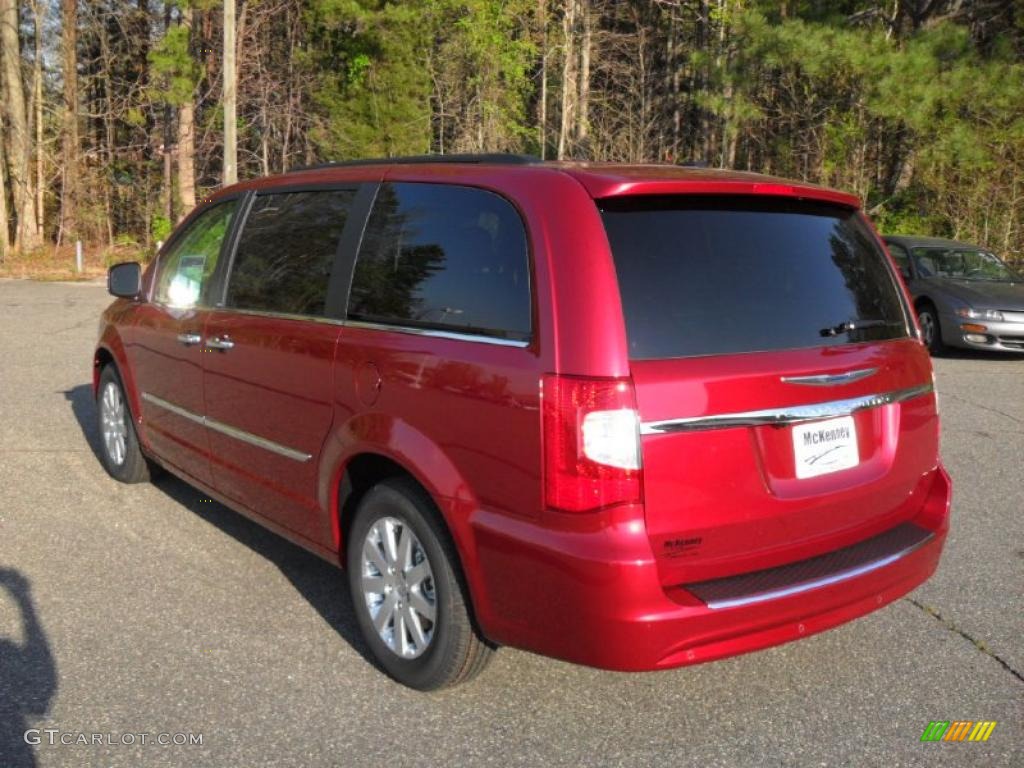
[141,392,312,462]
[703,533,934,610]
[639,383,934,435]
[780,367,878,386]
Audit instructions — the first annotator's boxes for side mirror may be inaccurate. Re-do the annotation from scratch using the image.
[108,262,142,299]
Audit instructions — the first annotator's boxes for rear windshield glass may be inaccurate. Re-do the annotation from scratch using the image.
[599,196,909,359]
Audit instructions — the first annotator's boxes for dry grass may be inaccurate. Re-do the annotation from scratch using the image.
[0,244,148,282]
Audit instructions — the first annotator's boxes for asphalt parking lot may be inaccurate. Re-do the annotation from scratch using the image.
[1,279,1021,768]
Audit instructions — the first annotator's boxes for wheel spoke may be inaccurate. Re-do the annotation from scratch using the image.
[382,519,400,564]
[404,603,428,648]
[405,561,431,589]
[395,525,412,571]
[409,590,435,623]
[362,538,388,576]
[361,574,386,595]
[372,590,397,635]
[394,605,408,656]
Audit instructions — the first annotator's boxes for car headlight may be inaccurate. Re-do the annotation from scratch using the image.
[955,307,1004,321]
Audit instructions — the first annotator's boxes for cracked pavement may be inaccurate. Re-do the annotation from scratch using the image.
[0,280,1021,767]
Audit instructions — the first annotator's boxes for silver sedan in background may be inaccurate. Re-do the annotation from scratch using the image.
[884,235,1024,354]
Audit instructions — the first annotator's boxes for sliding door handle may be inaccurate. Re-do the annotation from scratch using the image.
[205,335,235,351]
[176,333,202,346]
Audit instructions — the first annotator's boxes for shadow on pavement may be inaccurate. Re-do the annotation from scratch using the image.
[0,569,58,768]
[61,384,103,462]
[62,381,377,670]
[149,475,376,667]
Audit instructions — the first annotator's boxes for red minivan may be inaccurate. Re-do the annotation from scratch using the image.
[96,155,951,689]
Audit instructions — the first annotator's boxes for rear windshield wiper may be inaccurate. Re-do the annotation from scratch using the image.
[819,319,901,337]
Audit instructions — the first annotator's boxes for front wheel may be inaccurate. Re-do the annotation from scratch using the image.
[347,479,493,690]
[917,305,946,355]
[96,365,153,483]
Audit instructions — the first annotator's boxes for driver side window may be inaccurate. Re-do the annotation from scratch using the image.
[156,202,237,308]
[888,243,912,280]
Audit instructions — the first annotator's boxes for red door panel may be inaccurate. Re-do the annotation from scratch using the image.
[127,304,211,484]
[335,326,543,522]
[201,311,342,538]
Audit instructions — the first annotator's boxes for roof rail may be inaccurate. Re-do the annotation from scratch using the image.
[292,153,540,172]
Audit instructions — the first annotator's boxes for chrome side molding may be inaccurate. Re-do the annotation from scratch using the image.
[345,319,530,348]
[639,383,934,435]
[780,367,878,386]
[141,392,312,462]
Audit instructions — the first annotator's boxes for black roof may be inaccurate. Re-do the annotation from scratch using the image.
[293,153,540,172]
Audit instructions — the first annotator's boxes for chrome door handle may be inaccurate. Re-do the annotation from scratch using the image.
[176,333,202,346]
[205,336,235,350]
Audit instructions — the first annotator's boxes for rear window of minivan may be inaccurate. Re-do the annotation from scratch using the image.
[599,196,909,360]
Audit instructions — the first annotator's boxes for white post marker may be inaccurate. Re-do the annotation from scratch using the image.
[75,240,83,273]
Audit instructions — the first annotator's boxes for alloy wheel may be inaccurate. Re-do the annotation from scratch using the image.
[360,516,437,659]
[100,382,128,466]
[918,311,936,347]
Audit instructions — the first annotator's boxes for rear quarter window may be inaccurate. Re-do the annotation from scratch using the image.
[600,196,909,359]
[348,182,531,342]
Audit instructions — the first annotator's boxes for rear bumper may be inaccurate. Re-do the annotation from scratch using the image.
[469,464,951,671]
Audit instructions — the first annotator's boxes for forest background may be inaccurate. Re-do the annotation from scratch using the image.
[0,0,1022,277]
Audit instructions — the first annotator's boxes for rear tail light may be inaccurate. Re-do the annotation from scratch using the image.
[542,374,642,512]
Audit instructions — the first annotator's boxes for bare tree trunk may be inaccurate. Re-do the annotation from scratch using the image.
[1002,173,1017,252]
[637,17,648,162]
[161,2,173,224]
[699,0,712,162]
[32,1,44,232]
[176,6,196,220]
[893,148,915,194]
[60,0,79,242]
[0,112,9,259]
[163,147,173,223]
[476,84,484,151]
[576,0,590,147]
[1,0,42,250]
[537,0,547,159]
[98,15,116,246]
[716,0,730,168]
[177,100,196,218]
[667,10,680,160]
[223,0,238,184]
[557,0,576,160]
[281,6,297,171]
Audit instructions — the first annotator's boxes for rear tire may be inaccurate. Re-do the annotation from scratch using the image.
[347,478,493,690]
[96,365,153,483]
[917,303,946,356]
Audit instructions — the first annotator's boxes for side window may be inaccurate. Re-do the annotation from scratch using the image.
[155,202,237,308]
[912,248,940,278]
[348,183,531,341]
[226,189,357,317]
[888,242,912,279]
